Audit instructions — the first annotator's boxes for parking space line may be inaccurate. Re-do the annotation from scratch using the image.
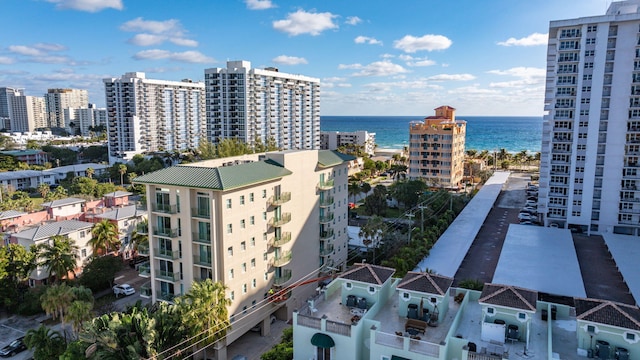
[1,324,26,334]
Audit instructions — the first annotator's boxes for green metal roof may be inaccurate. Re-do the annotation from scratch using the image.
[317,150,356,168]
[133,159,292,190]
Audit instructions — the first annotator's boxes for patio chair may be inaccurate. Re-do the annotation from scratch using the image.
[407,304,419,319]
[357,297,367,310]
[346,295,357,307]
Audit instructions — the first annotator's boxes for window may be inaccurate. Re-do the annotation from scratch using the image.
[403,292,410,299]
[228,246,233,256]
[243,284,247,294]
[240,195,245,205]
[345,282,352,289]
[584,62,594,69]
[518,312,526,320]
[80,231,86,238]
[229,269,234,279]
[626,333,635,341]
[251,258,256,268]
[263,252,268,261]
[262,212,267,220]
[252,279,256,288]
[264,272,268,280]
[251,237,255,246]
[226,199,232,209]
[230,291,234,301]
[240,219,245,229]
[243,305,247,314]
[587,325,595,333]
[241,241,246,251]
[250,216,255,225]
[262,189,267,198]
[487,307,495,314]
[227,224,233,233]
[242,263,247,273]
[586,38,596,45]
[81,249,87,257]
[250,193,254,202]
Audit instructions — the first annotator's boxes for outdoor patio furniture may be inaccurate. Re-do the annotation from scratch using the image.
[357,297,367,310]
[405,319,427,334]
[507,324,519,342]
[407,304,419,319]
[346,295,357,307]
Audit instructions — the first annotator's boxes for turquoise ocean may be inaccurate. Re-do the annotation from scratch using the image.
[321,116,543,154]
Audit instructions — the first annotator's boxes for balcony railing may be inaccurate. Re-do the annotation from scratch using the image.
[136,223,148,234]
[319,244,334,256]
[268,192,292,206]
[191,207,211,219]
[319,212,335,223]
[269,232,292,247]
[152,203,178,214]
[317,179,335,190]
[273,269,292,286]
[140,282,152,298]
[320,228,334,240]
[269,213,291,227]
[272,251,292,267]
[138,263,150,277]
[193,255,212,267]
[137,244,149,256]
[319,196,334,207]
[153,227,179,238]
[154,248,180,260]
[155,270,180,282]
[157,291,176,302]
[192,232,211,244]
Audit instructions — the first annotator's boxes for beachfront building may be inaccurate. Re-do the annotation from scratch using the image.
[132,149,352,358]
[204,60,320,150]
[104,72,206,164]
[408,106,466,189]
[539,0,640,235]
[44,88,89,128]
[320,130,376,156]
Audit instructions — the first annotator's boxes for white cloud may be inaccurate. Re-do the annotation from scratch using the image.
[428,74,475,81]
[393,34,452,53]
[398,55,436,67]
[45,0,122,12]
[323,77,347,82]
[354,36,382,45]
[128,34,167,46]
[0,57,15,65]
[8,44,73,64]
[339,60,408,77]
[121,18,198,47]
[142,67,183,73]
[8,45,45,56]
[497,32,548,47]
[364,79,440,91]
[272,55,308,65]
[34,43,67,52]
[345,16,362,25]
[169,38,198,47]
[245,0,275,10]
[133,49,215,63]
[273,10,338,36]
[336,83,352,88]
[487,67,545,79]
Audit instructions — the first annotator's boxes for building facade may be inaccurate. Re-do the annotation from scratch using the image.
[133,149,352,357]
[320,130,376,156]
[539,0,640,235]
[408,106,466,189]
[64,104,108,136]
[0,87,24,131]
[10,95,47,133]
[204,60,320,150]
[44,88,89,128]
[104,72,206,164]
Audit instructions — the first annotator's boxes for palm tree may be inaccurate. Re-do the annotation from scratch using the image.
[67,300,94,335]
[348,182,360,205]
[40,284,74,323]
[177,279,231,358]
[37,183,50,199]
[38,235,79,282]
[90,219,120,256]
[86,167,94,179]
[118,164,127,185]
[359,216,385,264]
[24,325,66,359]
[360,182,372,202]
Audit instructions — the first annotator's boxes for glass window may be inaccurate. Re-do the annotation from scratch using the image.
[250,193,254,202]
[226,199,232,209]
[251,258,256,268]
[228,247,233,256]
[227,224,232,233]
[241,241,246,250]
[240,195,245,205]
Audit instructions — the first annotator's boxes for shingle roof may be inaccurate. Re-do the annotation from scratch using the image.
[0,210,26,220]
[96,205,144,221]
[479,283,537,312]
[575,298,640,331]
[317,150,356,168]
[338,263,395,285]
[397,271,453,296]
[0,170,43,181]
[41,197,86,208]
[133,159,292,190]
[13,219,94,241]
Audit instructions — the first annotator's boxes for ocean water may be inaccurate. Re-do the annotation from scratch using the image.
[321,116,543,154]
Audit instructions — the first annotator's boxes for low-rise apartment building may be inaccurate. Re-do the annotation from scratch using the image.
[320,130,376,156]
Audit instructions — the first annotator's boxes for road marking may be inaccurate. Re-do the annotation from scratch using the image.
[1,324,26,334]
[115,275,125,280]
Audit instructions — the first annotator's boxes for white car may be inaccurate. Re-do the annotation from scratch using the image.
[113,284,136,297]
[518,213,533,221]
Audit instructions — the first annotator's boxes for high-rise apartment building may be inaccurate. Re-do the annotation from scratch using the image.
[10,95,46,133]
[204,60,320,150]
[539,0,640,235]
[0,87,24,131]
[408,106,466,188]
[44,88,88,128]
[133,149,353,358]
[64,104,107,136]
[320,130,376,156]
[103,72,206,164]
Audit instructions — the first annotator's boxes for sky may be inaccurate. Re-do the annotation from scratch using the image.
[0,0,614,116]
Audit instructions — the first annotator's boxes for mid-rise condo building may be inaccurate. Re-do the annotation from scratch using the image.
[204,60,320,150]
[320,130,376,156]
[10,95,47,133]
[408,106,466,189]
[0,87,24,131]
[64,104,107,136]
[44,88,88,128]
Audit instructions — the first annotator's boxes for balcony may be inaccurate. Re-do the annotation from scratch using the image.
[153,227,179,238]
[273,269,292,286]
[317,179,335,190]
[272,251,292,267]
[154,248,181,260]
[269,213,291,227]
[140,282,152,298]
[319,196,334,207]
[319,212,335,223]
[193,255,212,267]
[191,207,211,219]
[320,228,334,240]
[136,223,148,234]
[192,232,211,244]
[156,291,176,302]
[137,244,149,256]
[152,203,178,214]
[268,192,292,206]
[138,263,150,277]
[269,232,292,247]
[319,244,334,256]
[156,270,181,282]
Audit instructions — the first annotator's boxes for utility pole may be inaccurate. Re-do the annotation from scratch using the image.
[406,213,415,243]
[418,205,428,234]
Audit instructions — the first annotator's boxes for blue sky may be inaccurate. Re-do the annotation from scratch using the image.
[1,0,610,116]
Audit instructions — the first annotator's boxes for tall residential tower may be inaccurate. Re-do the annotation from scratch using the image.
[204,60,320,150]
[44,88,88,128]
[540,0,640,235]
[103,72,205,164]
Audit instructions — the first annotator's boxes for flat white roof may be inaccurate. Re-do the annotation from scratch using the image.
[493,224,586,298]
[602,233,640,305]
[414,171,510,276]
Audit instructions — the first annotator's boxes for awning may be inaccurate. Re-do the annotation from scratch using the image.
[310,333,335,348]
[391,356,411,360]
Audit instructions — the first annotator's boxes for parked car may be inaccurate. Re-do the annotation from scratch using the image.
[518,213,533,221]
[521,208,537,214]
[520,221,534,225]
[525,200,537,207]
[0,337,26,357]
[113,284,136,297]
[549,223,559,228]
